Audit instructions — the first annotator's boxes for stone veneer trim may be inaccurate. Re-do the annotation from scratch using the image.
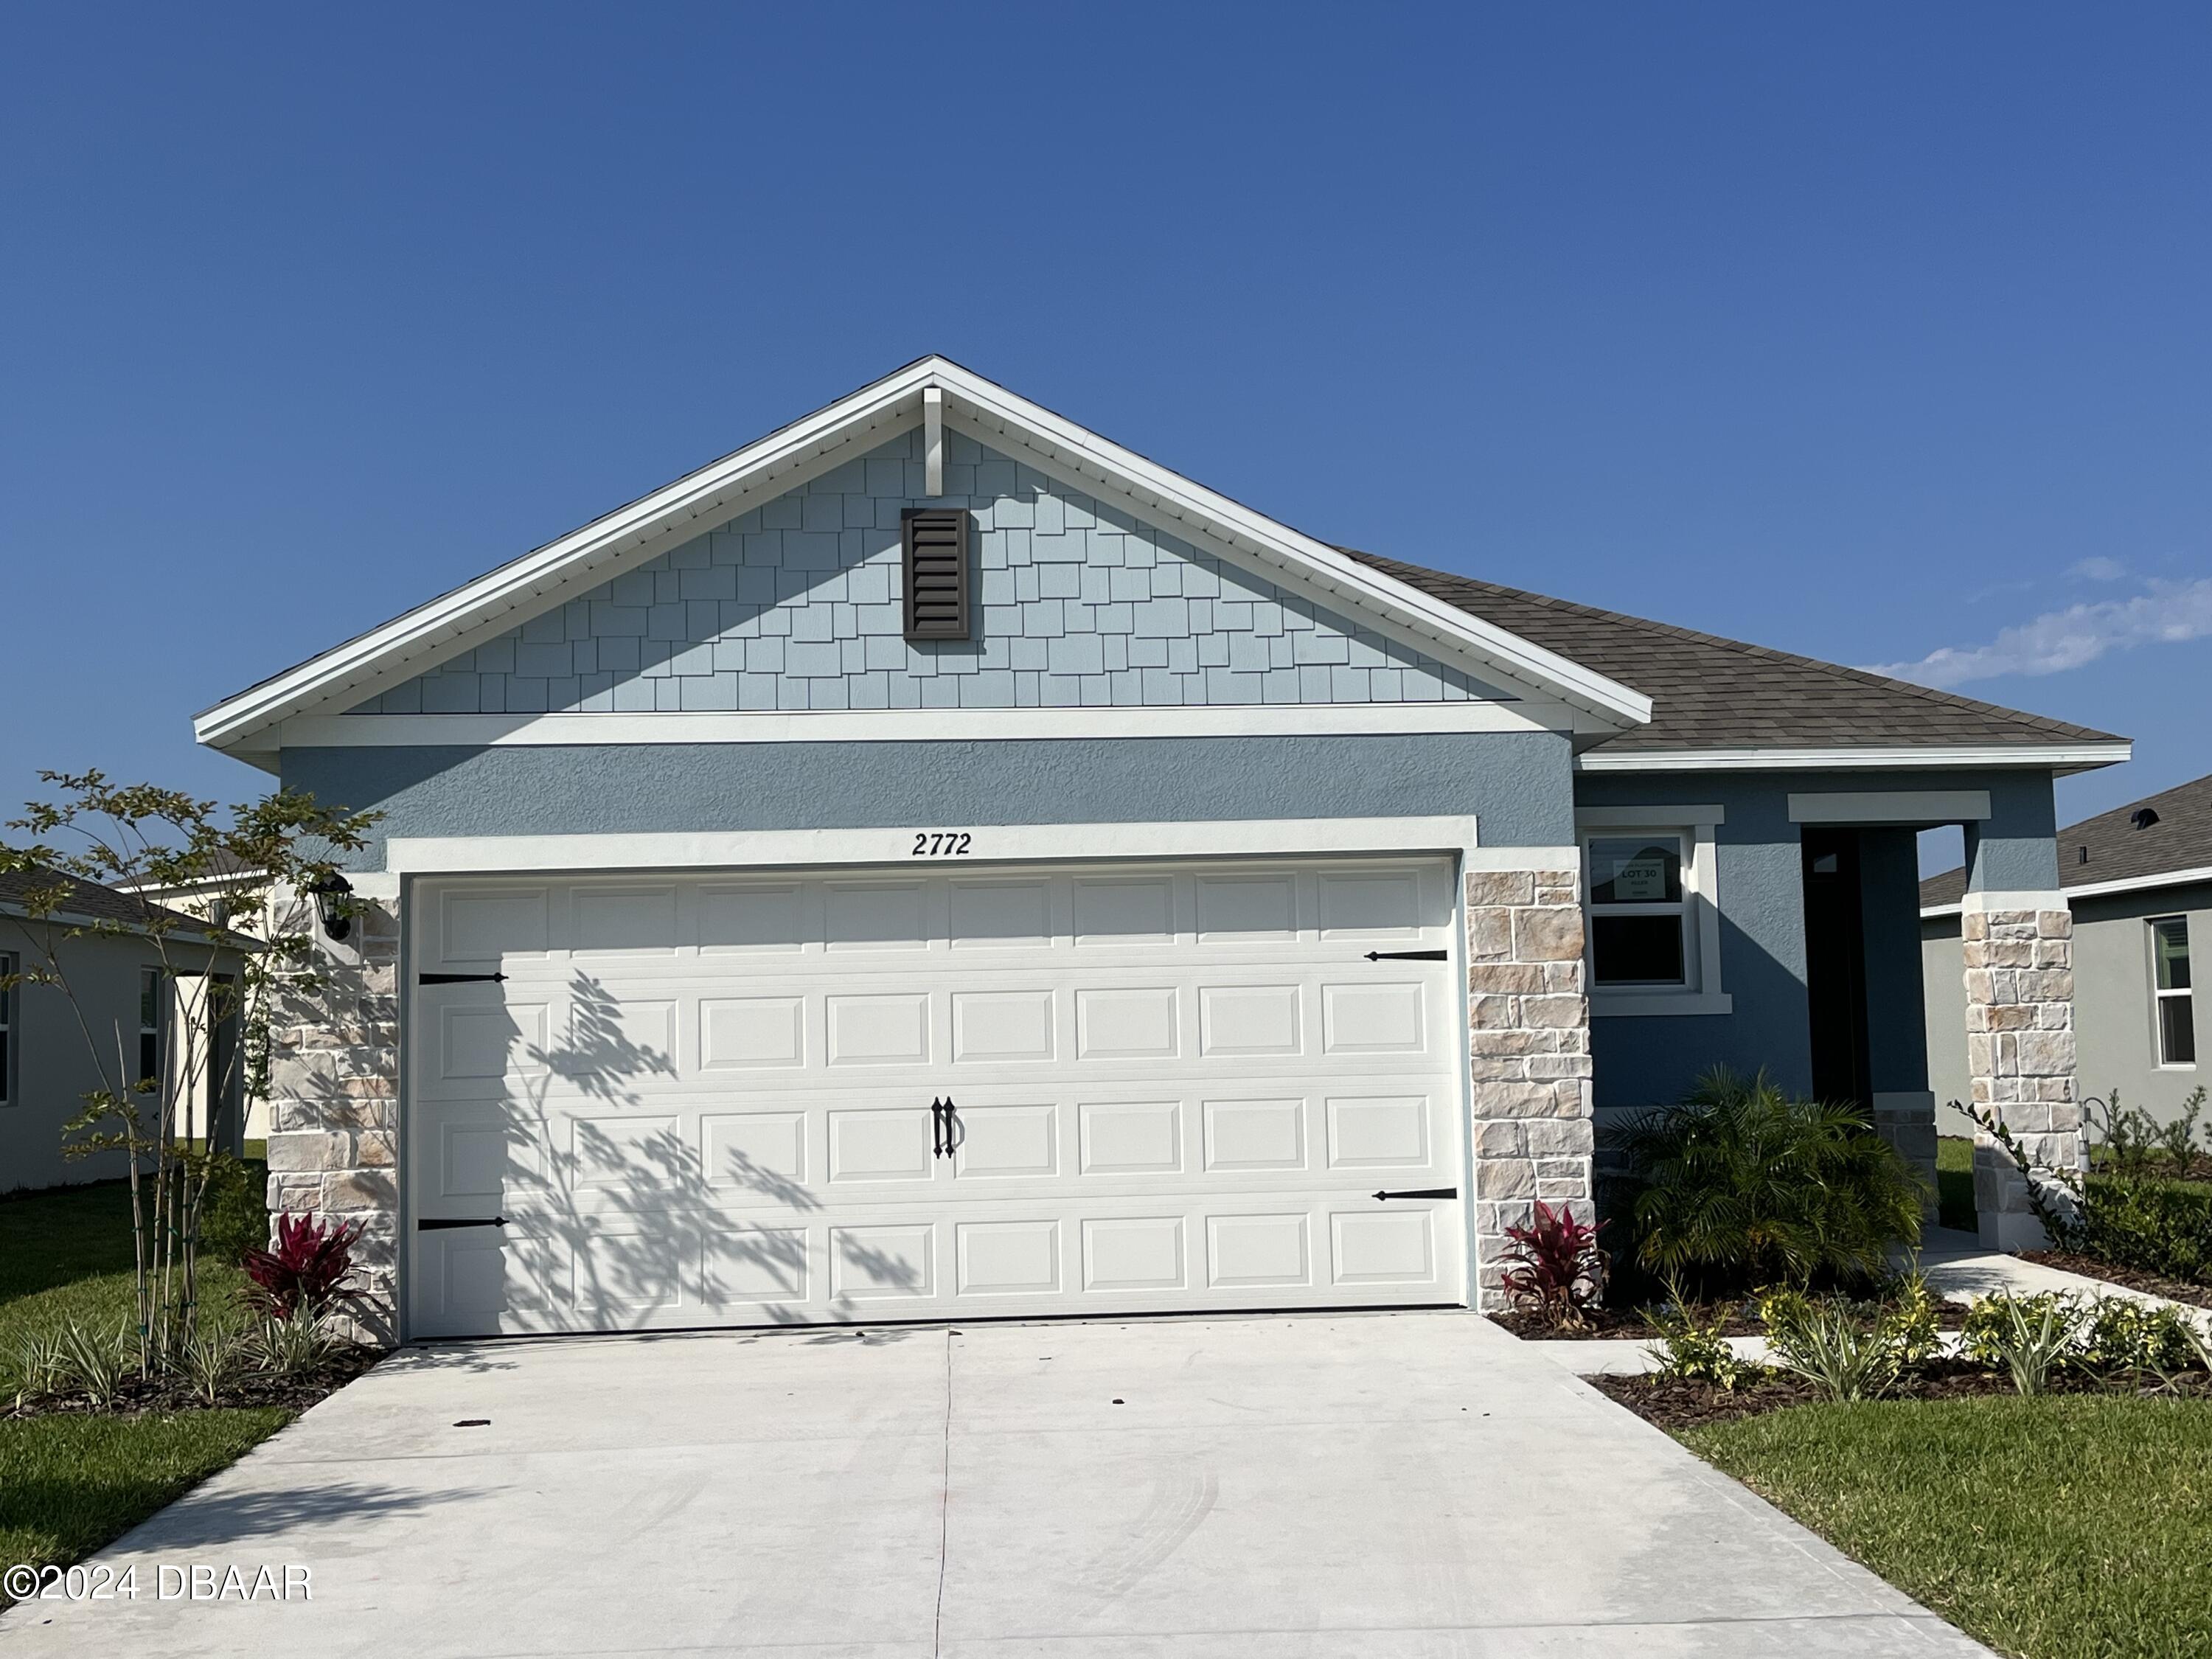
[262,896,402,1346]
[1463,863,1594,1310]
[1961,894,2081,1252]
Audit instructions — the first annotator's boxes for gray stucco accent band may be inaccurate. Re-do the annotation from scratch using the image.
[284,731,1578,868]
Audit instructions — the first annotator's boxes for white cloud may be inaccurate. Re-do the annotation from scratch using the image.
[2067,556,2128,582]
[1867,577,2212,690]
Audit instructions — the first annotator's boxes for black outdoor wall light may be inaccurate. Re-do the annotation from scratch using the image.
[309,872,355,942]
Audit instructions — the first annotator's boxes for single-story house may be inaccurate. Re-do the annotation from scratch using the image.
[1924,771,2205,1135]
[193,358,2129,1340]
[0,870,247,1192]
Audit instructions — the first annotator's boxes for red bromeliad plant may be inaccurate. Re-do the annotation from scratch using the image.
[243,1213,364,1318]
[1499,1200,1609,1326]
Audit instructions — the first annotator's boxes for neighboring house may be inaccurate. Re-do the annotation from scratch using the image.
[1924,773,2209,1134]
[0,870,247,1192]
[192,357,2128,1339]
[121,851,279,1142]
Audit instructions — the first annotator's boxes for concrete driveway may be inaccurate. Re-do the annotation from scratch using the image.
[2,1312,1986,1658]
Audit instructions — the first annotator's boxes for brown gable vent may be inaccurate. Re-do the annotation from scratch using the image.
[902,508,971,641]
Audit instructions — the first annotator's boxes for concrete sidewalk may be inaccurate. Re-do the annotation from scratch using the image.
[0,1310,1990,1658]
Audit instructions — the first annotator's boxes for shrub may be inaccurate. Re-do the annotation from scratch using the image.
[242,1212,362,1318]
[1644,1286,1756,1388]
[1886,1269,1945,1368]
[246,1308,339,1379]
[4,1329,69,1410]
[173,1321,247,1406]
[1605,1066,1926,1290]
[1763,1298,1902,1402]
[1965,1293,2091,1397]
[2079,1175,2212,1285]
[51,1321,134,1408]
[2077,1297,2199,1374]
[197,1153,271,1262]
[2154,1088,2205,1174]
[1498,1200,1608,1326]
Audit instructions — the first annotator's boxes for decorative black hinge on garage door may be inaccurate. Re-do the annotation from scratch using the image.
[417,1216,509,1231]
[1363,950,1447,961]
[418,972,508,984]
[1371,1187,1458,1202]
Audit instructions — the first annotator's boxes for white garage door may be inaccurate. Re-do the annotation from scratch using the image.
[405,855,1466,1337]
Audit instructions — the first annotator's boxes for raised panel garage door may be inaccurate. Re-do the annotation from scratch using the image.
[405,857,1466,1337]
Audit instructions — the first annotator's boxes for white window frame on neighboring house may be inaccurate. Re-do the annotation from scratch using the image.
[138,966,163,1093]
[2151,916,2196,1068]
[0,950,15,1107]
[1576,806,1731,1017]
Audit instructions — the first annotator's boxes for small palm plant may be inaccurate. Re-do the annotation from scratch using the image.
[1606,1066,1927,1291]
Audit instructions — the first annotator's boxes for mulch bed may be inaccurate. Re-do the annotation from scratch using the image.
[2,1346,382,1422]
[1590,1360,2203,1431]
[2017,1252,2212,1311]
[1489,1299,1967,1341]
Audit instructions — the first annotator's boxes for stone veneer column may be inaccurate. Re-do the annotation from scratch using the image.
[1963,891,2081,1251]
[263,892,402,1345]
[1464,860,1593,1310]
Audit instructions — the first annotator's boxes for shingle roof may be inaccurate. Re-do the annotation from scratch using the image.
[1344,551,2124,757]
[0,867,239,942]
[1921,773,2212,910]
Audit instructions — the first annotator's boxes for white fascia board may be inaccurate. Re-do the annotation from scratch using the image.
[1578,742,2133,773]
[1921,863,2212,918]
[277,700,1570,750]
[383,815,1493,876]
[198,357,1652,757]
[195,361,949,751]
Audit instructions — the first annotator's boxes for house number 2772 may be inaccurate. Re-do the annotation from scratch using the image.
[911,832,973,858]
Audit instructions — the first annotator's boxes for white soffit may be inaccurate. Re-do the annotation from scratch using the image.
[193,357,1652,757]
[1577,742,2132,773]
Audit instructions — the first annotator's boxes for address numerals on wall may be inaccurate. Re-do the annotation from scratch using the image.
[910,832,975,858]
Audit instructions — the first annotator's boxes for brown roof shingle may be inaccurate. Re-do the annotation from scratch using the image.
[1345,550,2124,757]
[1921,773,2212,909]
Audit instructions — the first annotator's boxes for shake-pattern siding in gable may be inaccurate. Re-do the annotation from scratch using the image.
[352,432,1512,717]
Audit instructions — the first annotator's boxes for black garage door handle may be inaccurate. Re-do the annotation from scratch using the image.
[1371,1187,1457,1202]
[418,1216,509,1231]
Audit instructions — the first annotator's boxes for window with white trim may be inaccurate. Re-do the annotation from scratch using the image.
[0,951,14,1107]
[1578,810,1730,1016]
[1587,835,1690,986]
[2152,917,2194,1066]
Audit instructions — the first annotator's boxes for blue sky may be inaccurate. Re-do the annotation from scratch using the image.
[4,5,2206,866]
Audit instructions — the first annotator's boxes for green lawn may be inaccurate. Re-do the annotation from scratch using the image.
[1683,1396,2212,1659]
[0,1180,255,1349]
[1937,1133,1975,1232]
[1,1181,291,1603]
[0,1409,293,1579]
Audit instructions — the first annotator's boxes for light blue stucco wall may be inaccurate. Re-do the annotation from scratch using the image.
[1574,768,2057,1111]
[287,731,1578,871]
[352,431,1512,716]
[1965,771,2062,891]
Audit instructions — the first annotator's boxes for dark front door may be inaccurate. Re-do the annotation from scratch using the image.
[1801,829,1872,1107]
